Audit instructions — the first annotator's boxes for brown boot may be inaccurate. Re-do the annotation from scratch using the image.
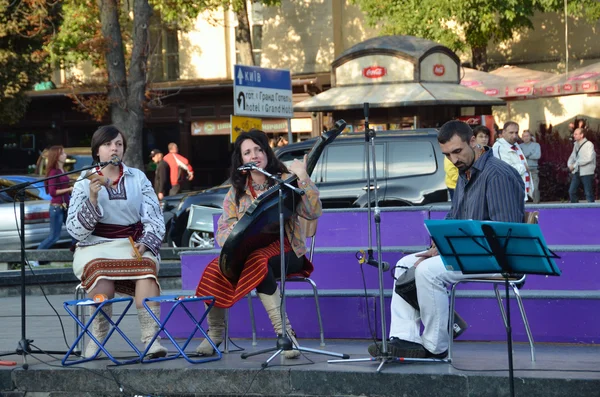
[195,305,225,356]
[84,304,112,359]
[138,306,168,358]
[257,288,300,359]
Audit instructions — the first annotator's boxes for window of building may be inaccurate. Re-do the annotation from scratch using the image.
[149,19,179,82]
[234,24,263,66]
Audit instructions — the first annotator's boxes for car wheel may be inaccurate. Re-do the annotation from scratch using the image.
[182,228,214,249]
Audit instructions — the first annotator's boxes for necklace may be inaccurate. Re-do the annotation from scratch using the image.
[251,179,269,191]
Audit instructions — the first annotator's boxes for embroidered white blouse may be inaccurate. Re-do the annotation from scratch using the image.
[66,164,165,256]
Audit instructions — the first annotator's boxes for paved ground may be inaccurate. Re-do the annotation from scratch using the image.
[1,293,600,396]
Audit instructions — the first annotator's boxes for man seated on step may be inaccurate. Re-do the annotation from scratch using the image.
[369,120,525,359]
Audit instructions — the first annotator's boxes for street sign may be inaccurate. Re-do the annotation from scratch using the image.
[233,65,293,118]
[230,115,262,143]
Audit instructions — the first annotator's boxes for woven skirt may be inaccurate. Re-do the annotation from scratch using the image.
[195,238,313,308]
[73,239,160,296]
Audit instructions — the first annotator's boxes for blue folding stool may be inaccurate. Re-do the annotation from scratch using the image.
[141,295,222,364]
[62,296,142,366]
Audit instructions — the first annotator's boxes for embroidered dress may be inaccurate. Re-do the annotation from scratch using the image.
[66,164,165,295]
[195,173,321,308]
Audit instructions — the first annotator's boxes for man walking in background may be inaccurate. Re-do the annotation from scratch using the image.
[568,128,596,203]
[163,142,194,195]
[520,130,541,203]
[492,121,532,200]
[150,149,171,200]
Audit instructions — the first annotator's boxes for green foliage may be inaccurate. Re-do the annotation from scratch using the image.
[0,0,58,124]
[352,0,600,68]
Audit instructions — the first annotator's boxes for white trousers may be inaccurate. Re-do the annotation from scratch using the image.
[389,252,494,354]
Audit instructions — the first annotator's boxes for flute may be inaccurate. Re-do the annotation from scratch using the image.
[129,236,142,260]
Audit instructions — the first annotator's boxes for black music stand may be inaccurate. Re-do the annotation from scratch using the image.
[239,166,348,367]
[0,163,105,368]
[425,219,561,397]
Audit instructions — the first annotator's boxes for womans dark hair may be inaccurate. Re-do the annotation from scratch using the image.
[91,125,127,163]
[44,145,64,193]
[230,129,288,205]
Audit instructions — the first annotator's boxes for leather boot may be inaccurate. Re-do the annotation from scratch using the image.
[196,305,226,356]
[257,288,300,359]
[138,306,168,358]
[84,304,112,359]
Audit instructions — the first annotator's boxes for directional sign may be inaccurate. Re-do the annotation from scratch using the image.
[230,115,262,143]
[234,65,293,118]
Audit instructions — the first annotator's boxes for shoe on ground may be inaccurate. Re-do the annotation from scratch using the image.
[368,337,427,358]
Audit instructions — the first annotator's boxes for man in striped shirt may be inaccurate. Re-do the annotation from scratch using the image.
[369,120,524,360]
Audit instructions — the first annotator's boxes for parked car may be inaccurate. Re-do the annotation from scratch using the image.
[36,147,94,181]
[168,129,448,248]
[0,175,72,250]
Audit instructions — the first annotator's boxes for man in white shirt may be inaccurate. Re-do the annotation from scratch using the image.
[568,128,597,203]
[492,121,532,200]
[520,130,541,203]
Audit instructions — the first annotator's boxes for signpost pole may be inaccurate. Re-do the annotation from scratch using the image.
[287,119,293,144]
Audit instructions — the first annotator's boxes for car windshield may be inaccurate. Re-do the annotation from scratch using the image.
[64,154,94,172]
[0,179,44,202]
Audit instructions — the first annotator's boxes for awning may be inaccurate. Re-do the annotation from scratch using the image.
[533,61,600,97]
[461,66,556,98]
[293,82,505,112]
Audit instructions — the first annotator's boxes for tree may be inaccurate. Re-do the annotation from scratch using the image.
[353,0,600,71]
[48,0,280,169]
[0,0,58,124]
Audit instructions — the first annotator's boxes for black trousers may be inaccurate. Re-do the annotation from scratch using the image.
[256,251,305,295]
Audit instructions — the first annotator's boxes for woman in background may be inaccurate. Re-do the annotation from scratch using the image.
[32,146,73,266]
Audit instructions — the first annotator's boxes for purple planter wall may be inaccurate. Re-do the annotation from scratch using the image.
[173,205,600,344]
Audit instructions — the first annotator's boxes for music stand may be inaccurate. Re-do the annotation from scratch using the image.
[425,219,561,397]
[0,162,107,368]
[239,166,348,367]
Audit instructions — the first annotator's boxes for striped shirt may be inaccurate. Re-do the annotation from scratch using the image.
[446,149,524,223]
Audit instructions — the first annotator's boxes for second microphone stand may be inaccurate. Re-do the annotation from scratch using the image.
[239,166,349,367]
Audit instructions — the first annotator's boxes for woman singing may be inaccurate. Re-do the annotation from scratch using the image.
[195,129,322,358]
[66,125,167,359]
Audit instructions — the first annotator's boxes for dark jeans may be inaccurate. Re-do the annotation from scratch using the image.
[38,205,64,250]
[569,172,595,203]
[169,184,181,196]
[256,251,305,295]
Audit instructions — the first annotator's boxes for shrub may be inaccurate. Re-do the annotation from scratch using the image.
[536,122,598,202]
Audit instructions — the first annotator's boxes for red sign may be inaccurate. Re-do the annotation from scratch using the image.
[568,71,600,81]
[563,84,573,92]
[461,80,481,87]
[484,88,499,96]
[433,64,445,76]
[363,66,387,78]
[545,86,555,93]
[515,86,531,94]
[457,116,482,125]
[582,82,592,90]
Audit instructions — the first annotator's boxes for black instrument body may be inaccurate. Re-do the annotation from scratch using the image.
[219,120,347,282]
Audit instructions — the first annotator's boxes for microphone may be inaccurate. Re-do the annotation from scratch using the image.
[99,155,121,167]
[237,162,258,172]
[366,258,390,272]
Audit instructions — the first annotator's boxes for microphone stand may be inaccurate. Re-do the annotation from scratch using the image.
[0,162,110,368]
[240,166,349,367]
[328,103,396,372]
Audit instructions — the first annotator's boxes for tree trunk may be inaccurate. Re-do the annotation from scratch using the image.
[471,45,488,71]
[125,0,152,170]
[235,2,255,66]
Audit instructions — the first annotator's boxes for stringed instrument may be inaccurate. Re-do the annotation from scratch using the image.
[219,120,347,283]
